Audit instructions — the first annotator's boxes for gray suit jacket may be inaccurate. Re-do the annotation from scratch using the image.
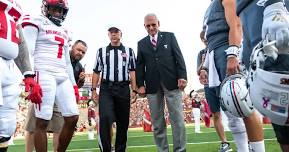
[136,31,187,94]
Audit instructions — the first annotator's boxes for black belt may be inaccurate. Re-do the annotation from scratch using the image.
[102,80,130,86]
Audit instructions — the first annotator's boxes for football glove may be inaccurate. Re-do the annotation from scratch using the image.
[23,76,42,110]
[73,85,79,103]
[262,2,289,50]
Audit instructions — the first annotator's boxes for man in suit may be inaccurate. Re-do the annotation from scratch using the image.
[136,13,187,152]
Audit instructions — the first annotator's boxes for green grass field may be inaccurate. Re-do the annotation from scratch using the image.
[8,124,281,152]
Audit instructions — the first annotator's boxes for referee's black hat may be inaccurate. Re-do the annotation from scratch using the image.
[108,27,121,32]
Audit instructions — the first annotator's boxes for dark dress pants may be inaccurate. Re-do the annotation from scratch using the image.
[98,82,130,152]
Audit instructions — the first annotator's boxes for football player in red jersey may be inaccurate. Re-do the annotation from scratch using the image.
[0,0,42,151]
[20,0,79,151]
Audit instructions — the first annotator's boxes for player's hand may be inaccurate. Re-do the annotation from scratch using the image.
[226,56,240,76]
[137,86,146,98]
[178,79,187,91]
[262,2,289,50]
[73,85,79,103]
[199,70,208,85]
[92,90,99,104]
[23,76,42,110]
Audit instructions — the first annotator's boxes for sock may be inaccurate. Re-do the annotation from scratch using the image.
[233,132,249,152]
[250,140,265,152]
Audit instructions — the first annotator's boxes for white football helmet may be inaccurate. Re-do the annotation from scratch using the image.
[249,40,289,126]
[220,73,254,118]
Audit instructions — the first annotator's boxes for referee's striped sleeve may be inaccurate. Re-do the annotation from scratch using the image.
[128,48,136,71]
[93,48,102,73]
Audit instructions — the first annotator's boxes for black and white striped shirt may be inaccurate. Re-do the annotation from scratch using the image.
[93,43,136,82]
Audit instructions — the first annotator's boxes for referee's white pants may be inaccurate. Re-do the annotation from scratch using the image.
[192,108,201,133]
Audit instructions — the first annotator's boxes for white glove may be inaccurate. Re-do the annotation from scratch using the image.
[262,2,289,50]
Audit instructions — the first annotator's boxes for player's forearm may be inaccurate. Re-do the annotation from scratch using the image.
[15,24,33,75]
[228,23,242,47]
[223,0,243,46]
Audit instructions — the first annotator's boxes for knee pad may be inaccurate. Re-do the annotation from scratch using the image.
[225,111,246,134]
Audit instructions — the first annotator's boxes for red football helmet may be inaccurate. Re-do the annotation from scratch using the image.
[41,0,69,26]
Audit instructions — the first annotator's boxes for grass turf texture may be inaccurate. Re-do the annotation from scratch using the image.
[8,124,280,152]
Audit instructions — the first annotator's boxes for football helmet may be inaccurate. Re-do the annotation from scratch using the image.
[220,73,254,118]
[42,0,68,26]
[249,40,289,126]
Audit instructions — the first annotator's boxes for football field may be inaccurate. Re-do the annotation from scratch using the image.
[8,124,281,152]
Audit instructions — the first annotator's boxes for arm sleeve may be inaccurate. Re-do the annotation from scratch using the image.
[170,33,187,80]
[136,42,145,87]
[21,23,38,75]
[14,24,33,75]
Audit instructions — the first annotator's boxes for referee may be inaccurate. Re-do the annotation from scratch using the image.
[91,27,137,152]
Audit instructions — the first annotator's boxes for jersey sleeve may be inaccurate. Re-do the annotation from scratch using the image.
[20,14,40,31]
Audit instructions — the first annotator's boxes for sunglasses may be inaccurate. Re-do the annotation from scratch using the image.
[145,23,157,28]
